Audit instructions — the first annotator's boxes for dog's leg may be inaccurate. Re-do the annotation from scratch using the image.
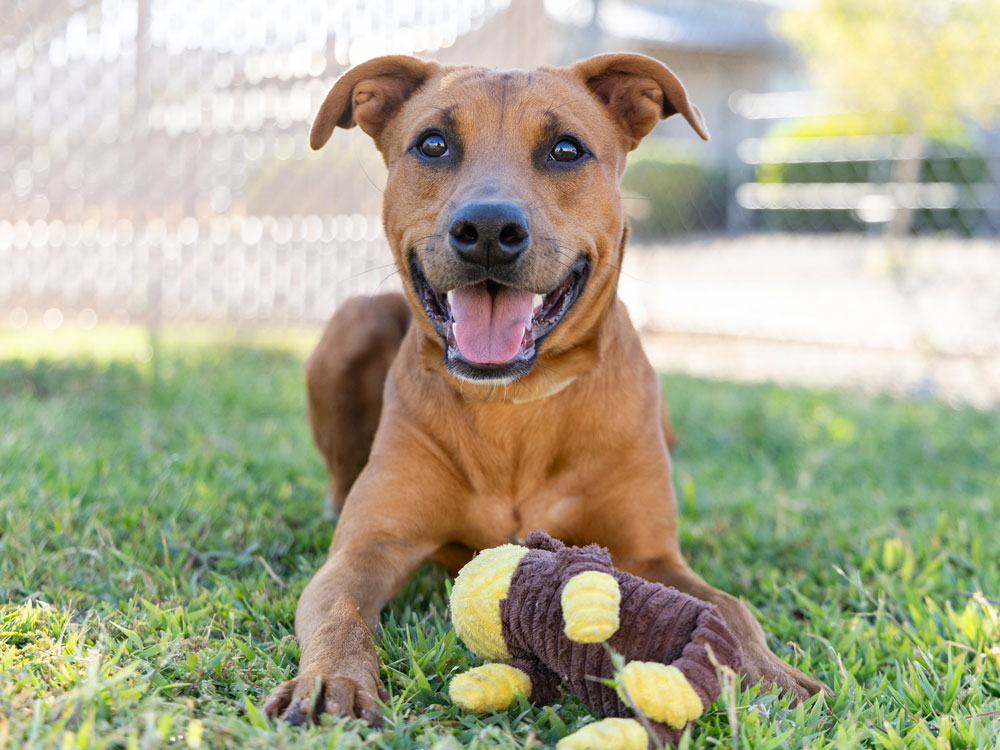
[306,293,410,513]
[629,556,828,702]
[264,550,398,725]
[264,461,449,725]
[660,397,678,449]
[579,457,826,703]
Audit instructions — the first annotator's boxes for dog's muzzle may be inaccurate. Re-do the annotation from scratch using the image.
[410,255,590,383]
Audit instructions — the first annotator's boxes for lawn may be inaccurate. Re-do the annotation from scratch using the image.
[1,326,998,749]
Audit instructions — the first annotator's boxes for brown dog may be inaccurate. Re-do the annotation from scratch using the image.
[264,53,826,726]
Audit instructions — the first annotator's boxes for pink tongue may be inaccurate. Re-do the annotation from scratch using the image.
[451,284,534,364]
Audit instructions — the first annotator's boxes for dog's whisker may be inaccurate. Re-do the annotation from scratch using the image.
[541,239,627,281]
[342,262,400,282]
[410,232,443,246]
[375,269,401,290]
[356,156,386,196]
[526,200,564,213]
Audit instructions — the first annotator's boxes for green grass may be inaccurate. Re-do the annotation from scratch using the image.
[1,326,998,749]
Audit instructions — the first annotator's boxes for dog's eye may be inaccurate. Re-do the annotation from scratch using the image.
[419,133,449,158]
[550,139,582,162]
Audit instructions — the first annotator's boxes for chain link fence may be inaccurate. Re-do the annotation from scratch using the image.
[2,0,540,327]
[3,0,999,405]
[624,91,1000,240]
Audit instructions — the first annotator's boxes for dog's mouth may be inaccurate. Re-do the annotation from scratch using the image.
[410,256,590,382]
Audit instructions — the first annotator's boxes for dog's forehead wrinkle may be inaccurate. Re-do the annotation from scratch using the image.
[445,97,585,162]
[498,72,509,131]
[438,66,489,90]
[410,103,456,131]
[439,69,552,109]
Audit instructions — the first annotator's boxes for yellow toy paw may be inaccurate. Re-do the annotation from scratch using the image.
[448,663,531,713]
[556,718,647,750]
[619,661,704,729]
[561,571,621,643]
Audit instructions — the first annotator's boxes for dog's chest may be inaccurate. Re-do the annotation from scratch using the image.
[460,485,587,549]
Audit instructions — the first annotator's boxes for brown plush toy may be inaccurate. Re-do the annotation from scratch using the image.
[448,531,742,749]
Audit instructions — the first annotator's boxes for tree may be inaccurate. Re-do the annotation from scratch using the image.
[779,0,1000,234]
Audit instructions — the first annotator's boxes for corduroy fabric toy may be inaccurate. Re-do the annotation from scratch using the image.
[448,530,742,749]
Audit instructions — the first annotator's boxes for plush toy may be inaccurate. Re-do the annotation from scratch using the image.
[448,531,742,749]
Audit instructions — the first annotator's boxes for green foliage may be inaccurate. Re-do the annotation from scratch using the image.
[2,329,999,747]
[780,0,1000,135]
[621,140,726,239]
[754,119,991,235]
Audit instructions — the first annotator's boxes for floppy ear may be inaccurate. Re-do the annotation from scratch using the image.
[310,55,438,150]
[569,53,709,149]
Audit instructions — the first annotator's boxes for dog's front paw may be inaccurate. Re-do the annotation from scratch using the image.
[265,615,389,726]
[741,643,830,704]
[264,670,388,726]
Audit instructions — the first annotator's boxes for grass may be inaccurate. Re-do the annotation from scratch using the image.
[1,325,998,749]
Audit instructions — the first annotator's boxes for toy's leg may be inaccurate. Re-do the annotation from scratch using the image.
[556,718,649,750]
[449,663,531,712]
[618,661,704,730]
[449,659,560,712]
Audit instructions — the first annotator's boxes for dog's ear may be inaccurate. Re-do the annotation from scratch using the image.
[310,55,438,150]
[569,53,709,149]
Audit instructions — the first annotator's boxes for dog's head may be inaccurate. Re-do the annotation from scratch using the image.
[311,54,707,386]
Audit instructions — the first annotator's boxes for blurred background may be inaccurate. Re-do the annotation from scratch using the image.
[3,0,1000,405]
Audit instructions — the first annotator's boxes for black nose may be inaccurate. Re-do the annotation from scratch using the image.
[448,201,530,268]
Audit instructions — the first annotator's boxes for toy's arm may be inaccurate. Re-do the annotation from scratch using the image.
[557,661,703,750]
[449,659,560,712]
[560,571,622,643]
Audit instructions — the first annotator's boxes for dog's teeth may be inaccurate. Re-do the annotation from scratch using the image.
[446,290,454,307]
[533,294,544,309]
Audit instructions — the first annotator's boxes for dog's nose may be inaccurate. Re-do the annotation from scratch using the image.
[448,201,530,267]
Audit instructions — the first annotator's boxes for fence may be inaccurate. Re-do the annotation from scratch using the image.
[3,0,999,333]
[623,90,1000,240]
[2,0,532,328]
[726,90,1000,237]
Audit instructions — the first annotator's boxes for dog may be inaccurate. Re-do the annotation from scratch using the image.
[263,53,827,726]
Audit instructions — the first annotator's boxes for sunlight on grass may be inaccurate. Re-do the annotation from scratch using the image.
[0,324,318,364]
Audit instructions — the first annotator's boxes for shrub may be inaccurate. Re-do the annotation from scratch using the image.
[622,139,726,240]
[754,116,990,235]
